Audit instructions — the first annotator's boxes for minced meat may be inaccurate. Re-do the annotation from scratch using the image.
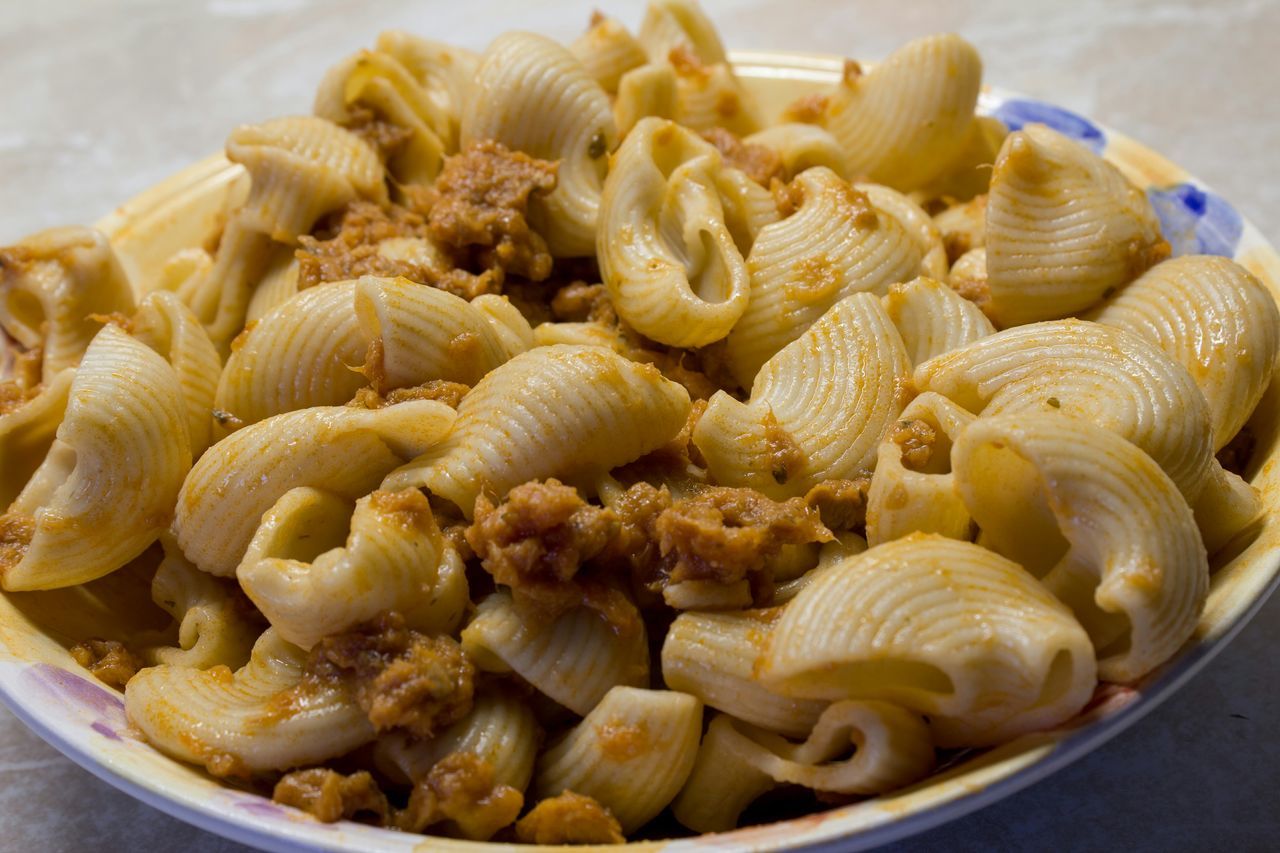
[68,639,141,690]
[421,140,558,283]
[395,751,524,840]
[515,790,625,845]
[804,477,872,530]
[272,768,389,824]
[655,487,830,586]
[701,127,784,186]
[890,418,938,471]
[306,612,474,738]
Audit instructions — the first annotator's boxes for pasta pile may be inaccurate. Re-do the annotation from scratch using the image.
[2,0,1277,844]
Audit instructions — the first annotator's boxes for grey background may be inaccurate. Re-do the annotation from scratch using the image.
[0,1,1277,850]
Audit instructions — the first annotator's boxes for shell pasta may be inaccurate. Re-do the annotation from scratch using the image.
[3,0,1276,847]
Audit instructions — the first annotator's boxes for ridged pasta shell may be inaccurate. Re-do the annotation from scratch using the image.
[725,167,923,386]
[882,276,994,366]
[130,291,222,456]
[1085,254,1280,449]
[865,391,975,546]
[986,124,1167,326]
[762,533,1098,747]
[661,608,828,737]
[461,591,649,716]
[614,62,677,137]
[374,686,539,791]
[0,226,136,382]
[384,344,690,517]
[672,702,934,833]
[314,49,449,185]
[125,628,374,775]
[599,118,752,347]
[145,536,257,670]
[215,281,366,429]
[532,686,702,833]
[0,368,73,509]
[225,115,388,243]
[174,401,456,576]
[2,326,190,591]
[238,487,463,649]
[819,34,982,190]
[857,182,949,280]
[695,293,912,499]
[374,31,477,152]
[461,32,616,258]
[570,13,647,93]
[915,319,1214,502]
[953,414,1209,682]
[638,0,727,64]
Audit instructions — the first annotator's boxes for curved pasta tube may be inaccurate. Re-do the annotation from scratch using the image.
[215,281,366,429]
[181,117,387,351]
[933,193,988,259]
[598,118,751,347]
[725,167,922,386]
[354,276,532,389]
[662,609,828,737]
[374,31,477,152]
[865,392,975,546]
[125,628,374,776]
[818,34,982,191]
[915,320,1214,503]
[773,532,868,605]
[0,369,74,509]
[385,345,690,517]
[672,703,935,833]
[461,32,616,258]
[461,591,649,716]
[532,686,702,833]
[2,327,190,591]
[570,13,647,93]
[614,62,677,137]
[225,116,388,243]
[314,49,449,185]
[238,487,465,649]
[986,124,1167,326]
[763,533,1098,747]
[858,182,949,280]
[882,276,994,366]
[949,246,988,304]
[695,294,912,499]
[245,245,300,324]
[145,536,257,670]
[375,687,539,791]
[174,401,456,576]
[0,226,135,382]
[953,414,1209,682]
[745,123,850,180]
[129,292,221,456]
[636,0,761,134]
[1085,254,1280,449]
[638,0,728,64]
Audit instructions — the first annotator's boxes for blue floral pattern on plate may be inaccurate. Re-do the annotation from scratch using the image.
[992,98,1106,152]
[1146,182,1244,258]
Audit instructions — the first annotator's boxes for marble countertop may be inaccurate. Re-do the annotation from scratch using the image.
[1,1,1277,850]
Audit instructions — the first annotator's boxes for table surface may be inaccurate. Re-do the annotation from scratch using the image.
[1,1,1278,850]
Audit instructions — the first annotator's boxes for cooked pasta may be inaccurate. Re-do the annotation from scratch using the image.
[531,686,702,833]
[763,533,1098,747]
[461,32,616,257]
[126,629,374,775]
[724,167,923,386]
[986,124,1168,326]
[953,414,1209,682]
[6,2,1272,844]
[0,226,136,383]
[1,326,190,590]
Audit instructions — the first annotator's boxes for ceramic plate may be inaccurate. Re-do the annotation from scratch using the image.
[2,50,1278,853]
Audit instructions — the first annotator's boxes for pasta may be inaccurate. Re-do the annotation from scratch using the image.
[986,124,1169,326]
[953,415,1209,682]
[5,0,1275,844]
